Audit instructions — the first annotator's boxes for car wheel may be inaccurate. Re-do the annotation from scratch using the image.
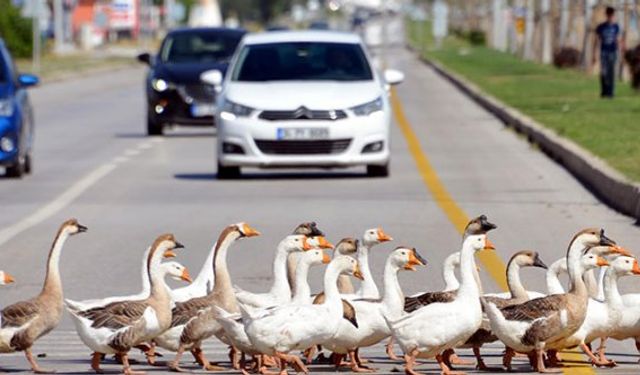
[5,157,25,178]
[147,114,164,136]
[24,153,32,174]
[367,163,389,178]
[217,162,241,180]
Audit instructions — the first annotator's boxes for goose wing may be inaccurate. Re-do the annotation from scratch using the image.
[404,290,456,313]
[499,294,566,322]
[312,293,359,326]
[78,300,148,329]
[1,300,40,328]
[171,295,210,327]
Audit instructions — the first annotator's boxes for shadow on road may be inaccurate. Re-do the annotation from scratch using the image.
[115,131,215,139]
[174,171,372,181]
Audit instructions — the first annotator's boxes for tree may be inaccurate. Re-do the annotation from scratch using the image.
[0,0,33,58]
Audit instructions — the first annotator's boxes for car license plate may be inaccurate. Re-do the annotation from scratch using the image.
[276,127,329,140]
[190,104,215,117]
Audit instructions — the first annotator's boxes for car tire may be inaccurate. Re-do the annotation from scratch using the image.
[24,153,32,174]
[5,157,25,178]
[147,114,164,136]
[367,163,389,178]
[217,162,241,180]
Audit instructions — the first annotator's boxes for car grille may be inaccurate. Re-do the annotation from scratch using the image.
[259,107,347,121]
[177,84,215,103]
[254,139,352,155]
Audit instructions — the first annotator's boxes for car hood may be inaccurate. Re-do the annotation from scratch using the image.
[154,62,229,85]
[224,81,383,110]
[0,83,11,98]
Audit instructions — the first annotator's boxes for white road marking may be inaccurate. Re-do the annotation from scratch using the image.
[124,149,141,157]
[0,163,117,247]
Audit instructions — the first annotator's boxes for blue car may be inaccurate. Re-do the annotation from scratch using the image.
[0,38,38,178]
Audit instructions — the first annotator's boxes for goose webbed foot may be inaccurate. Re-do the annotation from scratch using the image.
[262,355,278,368]
[385,338,400,361]
[544,350,562,367]
[275,352,308,375]
[442,349,472,368]
[501,347,514,372]
[595,339,616,367]
[258,366,280,375]
[348,350,375,373]
[302,347,316,364]
[534,348,561,373]
[91,352,105,374]
[404,349,421,375]
[25,348,56,374]
[120,353,145,375]
[435,352,466,375]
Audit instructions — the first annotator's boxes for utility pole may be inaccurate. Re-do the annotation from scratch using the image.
[523,0,535,60]
[541,0,552,64]
[559,0,569,46]
[53,0,64,53]
[581,0,594,70]
[32,0,40,72]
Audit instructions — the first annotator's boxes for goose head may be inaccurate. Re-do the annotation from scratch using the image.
[62,218,88,236]
[464,215,497,237]
[464,234,495,252]
[0,271,15,285]
[511,250,548,269]
[362,227,393,248]
[281,234,313,253]
[391,247,427,271]
[334,238,358,256]
[301,249,331,267]
[332,255,364,280]
[152,234,185,259]
[163,261,193,283]
[292,221,324,237]
[580,253,609,271]
[571,228,624,255]
[308,236,334,249]
[234,222,261,238]
[608,256,640,277]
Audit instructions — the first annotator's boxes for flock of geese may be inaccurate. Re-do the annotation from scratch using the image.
[1,216,640,375]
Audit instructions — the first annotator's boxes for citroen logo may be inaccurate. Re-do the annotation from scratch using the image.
[293,106,313,119]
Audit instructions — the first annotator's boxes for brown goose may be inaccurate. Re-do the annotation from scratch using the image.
[287,222,326,297]
[67,233,186,375]
[154,223,261,372]
[0,218,86,373]
[485,228,617,373]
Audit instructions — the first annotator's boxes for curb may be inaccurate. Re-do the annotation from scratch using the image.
[417,54,640,222]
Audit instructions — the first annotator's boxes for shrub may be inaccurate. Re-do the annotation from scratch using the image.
[0,0,33,58]
[553,47,581,69]
[467,29,486,46]
[624,44,640,90]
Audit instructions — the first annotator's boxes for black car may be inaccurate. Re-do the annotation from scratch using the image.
[137,27,245,135]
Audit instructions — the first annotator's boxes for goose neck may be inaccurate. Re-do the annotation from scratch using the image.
[292,258,312,304]
[458,241,480,299]
[583,269,599,299]
[357,244,379,297]
[567,242,588,297]
[193,241,217,291]
[442,255,460,291]
[381,260,403,317]
[603,267,622,307]
[269,244,292,300]
[41,228,69,296]
[211,230,241,296]
[323,263,344,311]
[506,261,527,300]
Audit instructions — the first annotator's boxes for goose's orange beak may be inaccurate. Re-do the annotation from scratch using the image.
[3,273,15,284]
[632,260,640,275]
[163,249,177,258]
[181,268,193,283]
[242,224,261,237]
[353,264,364,280]
[302,237,312,251]
[596,256,609,267]
[484,238,496,250]
[317,236,334,249]
[609,245,632,257]
[404,250,426,271]
[322,251,331,264]
[377,228,393,242]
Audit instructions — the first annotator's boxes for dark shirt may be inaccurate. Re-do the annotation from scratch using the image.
[596,21,620,53]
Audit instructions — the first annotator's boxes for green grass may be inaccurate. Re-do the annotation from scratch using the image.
[16,53,137,82]
[406,20,640,182]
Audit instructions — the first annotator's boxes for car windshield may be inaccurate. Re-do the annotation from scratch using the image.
[232,42,373,82]
[160,32,242,64]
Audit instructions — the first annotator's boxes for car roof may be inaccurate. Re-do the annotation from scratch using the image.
[242,30,363,45]
[166,27,246,37]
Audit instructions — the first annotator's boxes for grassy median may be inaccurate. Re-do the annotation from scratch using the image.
[406,20,640,182]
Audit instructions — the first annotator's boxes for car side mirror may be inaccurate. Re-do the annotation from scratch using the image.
[137,52,152,66]
[201,69,223,92]
[383,69,404,86]
[18,74,39,88]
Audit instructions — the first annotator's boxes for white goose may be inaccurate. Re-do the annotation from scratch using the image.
[0,271,15,286]
[387,234,494,375]
[484,228,617,373]
[234,234,324,308]
[323,247,426,372]
[239,256,363,375]
[66,234,187,375]
[171,241,217,303]
[354,228,393,299]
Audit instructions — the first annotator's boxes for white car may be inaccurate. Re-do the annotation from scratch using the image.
[203,30,403,179]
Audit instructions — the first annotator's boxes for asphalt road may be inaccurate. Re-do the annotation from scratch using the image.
[1,24,640,375]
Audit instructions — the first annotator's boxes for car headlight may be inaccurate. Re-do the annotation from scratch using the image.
[220,100,254,120]
[350,96,383,116]
[152,78,170,92]
[0,99,14,117]
[0,136,15,152]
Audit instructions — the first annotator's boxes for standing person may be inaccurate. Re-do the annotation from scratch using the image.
[593,6,625,98]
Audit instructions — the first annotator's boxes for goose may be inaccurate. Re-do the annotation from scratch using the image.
[214,248,331,373]
[0,271,15,286]
[387,234,493,375]
[235,234,331,309]
[323,247,426,372]
[462,251,548,370]
[354,228,393,299]
[155,224,266,372]
[547,254,639,367]
[484,228,617,373]
[286,222,326,296]
[0,218,87,373]
[67,233,186,375]
[239,255,364,375]
[171,241,216,304]
[334,238,359,294]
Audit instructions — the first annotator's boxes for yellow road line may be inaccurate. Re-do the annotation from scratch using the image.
[390,87,593,374]
[389,87,508,291]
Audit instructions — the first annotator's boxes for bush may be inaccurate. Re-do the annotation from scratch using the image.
[467,29,486,46]
[553,47,581,69]
[0,0,33,58]
[624,44,640,90]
